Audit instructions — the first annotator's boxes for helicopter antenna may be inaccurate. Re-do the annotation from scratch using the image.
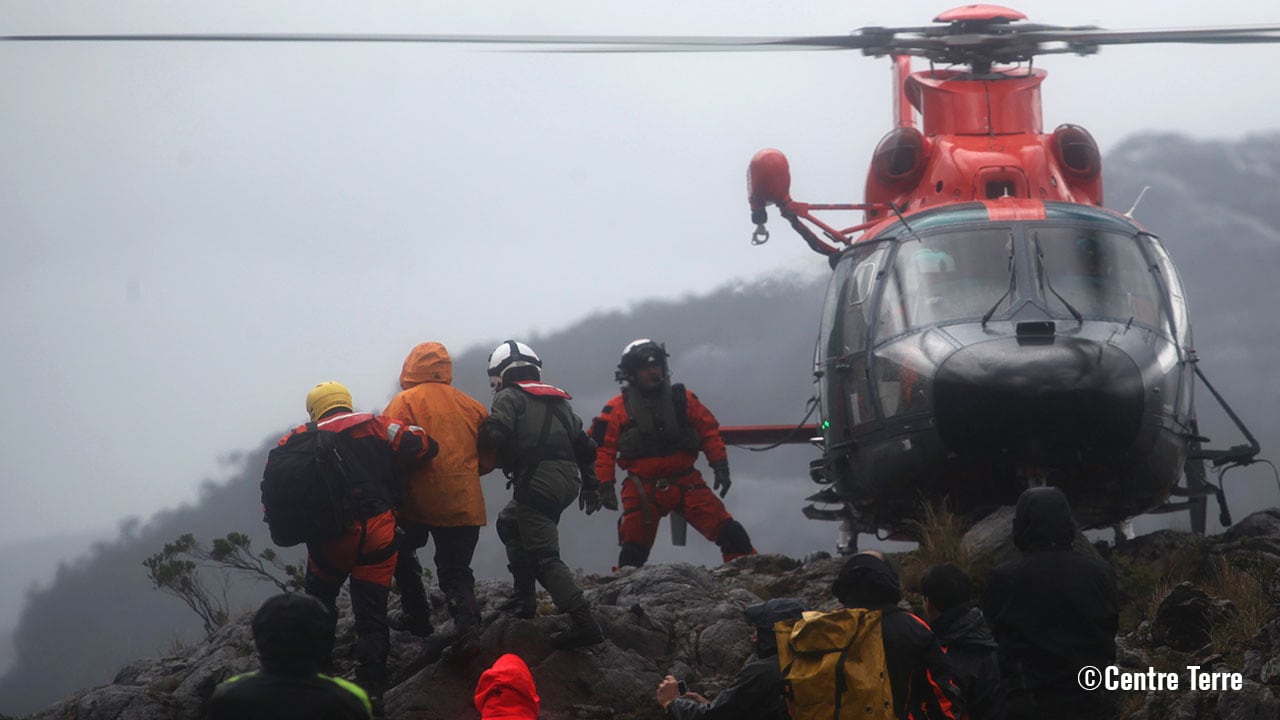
[1124,186,1152,218]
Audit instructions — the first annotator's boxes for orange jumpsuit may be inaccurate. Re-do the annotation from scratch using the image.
[273,410,435,687]
[592,383,755,567]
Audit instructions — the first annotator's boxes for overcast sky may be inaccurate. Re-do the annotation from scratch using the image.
[3,0,1280,554]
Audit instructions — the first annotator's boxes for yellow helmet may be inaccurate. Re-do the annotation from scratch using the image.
[305,381,352,423]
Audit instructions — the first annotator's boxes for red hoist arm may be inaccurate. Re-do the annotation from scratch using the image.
[748,148,893,256]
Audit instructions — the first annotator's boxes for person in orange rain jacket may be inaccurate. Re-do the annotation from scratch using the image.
[382,341,495,643]
[474,653,540,720]
[591,338,757,569]
[274,381,439,717]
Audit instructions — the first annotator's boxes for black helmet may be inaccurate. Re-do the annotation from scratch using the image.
[616,338,668,383]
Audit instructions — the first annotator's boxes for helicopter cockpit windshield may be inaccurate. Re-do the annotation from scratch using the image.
[816,215,1186,442]
[878,231,1015,337]
[1033,228,1163,327]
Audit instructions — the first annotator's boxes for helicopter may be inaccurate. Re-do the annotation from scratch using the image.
[724,4,1272,549]
[6,4,1273,551]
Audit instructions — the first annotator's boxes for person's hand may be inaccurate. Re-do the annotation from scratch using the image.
[599,481,619,511]
[711,461,732,498]
[579,485,602,515]
[656,675,681,709]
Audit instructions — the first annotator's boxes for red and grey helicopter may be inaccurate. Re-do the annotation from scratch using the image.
[9,5,1272,548]
[727,4,1271,547]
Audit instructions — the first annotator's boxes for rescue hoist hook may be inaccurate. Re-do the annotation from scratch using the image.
[751,223,770,245]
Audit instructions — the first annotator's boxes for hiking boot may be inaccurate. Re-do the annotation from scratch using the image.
[355,667,387,718]
[550,605,604,650]
[496,595,537,619]
[387,610,434,638]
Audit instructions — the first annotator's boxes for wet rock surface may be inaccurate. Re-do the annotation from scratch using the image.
[23,511,1280,720]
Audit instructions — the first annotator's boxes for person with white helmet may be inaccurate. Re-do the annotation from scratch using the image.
[477,340,609,650]
[591,339,757,569]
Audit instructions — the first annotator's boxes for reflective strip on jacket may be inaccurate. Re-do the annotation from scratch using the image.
[274,411,437,520]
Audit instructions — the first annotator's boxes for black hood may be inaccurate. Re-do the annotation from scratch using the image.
[932,605,999,650]
[744,597,809,657]
[832,553,902,608]
[1012,486,1077,551]
[252,593,331,674]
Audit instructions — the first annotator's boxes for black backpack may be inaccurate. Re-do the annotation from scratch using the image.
[261,423,355,547]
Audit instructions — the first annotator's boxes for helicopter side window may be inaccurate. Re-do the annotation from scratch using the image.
[842,252,883,354]
[1036,229,1162,326]
[818,244,887,438]
[1143,236,1192,347]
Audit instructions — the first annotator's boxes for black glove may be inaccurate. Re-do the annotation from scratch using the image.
[599,481,619,511]
[579,484,603,515]
[711,461,732,498]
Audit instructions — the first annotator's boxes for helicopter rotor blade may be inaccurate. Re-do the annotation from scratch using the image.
[1015,25,1280,47]
[5,24,1279,64]
[0,31,885,52]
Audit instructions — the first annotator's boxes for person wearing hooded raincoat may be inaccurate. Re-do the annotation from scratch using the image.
[383,342,496,638]
[980,486,1118,720]
[922,563,1005,720]
[474,653,540,720]
[832,552,964,720]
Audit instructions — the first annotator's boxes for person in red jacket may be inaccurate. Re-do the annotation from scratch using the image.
[474,653,540,720]
[591,339,756,568]
[274,381,438,717]
[382,342,495,643]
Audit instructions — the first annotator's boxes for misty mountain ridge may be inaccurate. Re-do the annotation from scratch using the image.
[3,131,1280,715]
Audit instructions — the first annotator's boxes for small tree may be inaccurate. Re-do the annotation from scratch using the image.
[143,532,304,636]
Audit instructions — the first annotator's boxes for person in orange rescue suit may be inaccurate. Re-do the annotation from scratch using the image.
[382,342,495,644]
[592,338,757,569]
[275,381,439,716]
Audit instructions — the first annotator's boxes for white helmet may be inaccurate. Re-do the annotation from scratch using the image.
[616,338,669,383]
[487,340,542,390]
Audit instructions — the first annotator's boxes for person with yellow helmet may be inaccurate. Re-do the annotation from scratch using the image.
[272,381,439,716]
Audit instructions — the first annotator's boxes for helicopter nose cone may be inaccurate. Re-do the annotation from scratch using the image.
[933,336,1144,458]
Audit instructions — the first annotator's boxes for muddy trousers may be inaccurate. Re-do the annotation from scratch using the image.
[393,522,480,629]
[495,491,587,615]
[305,510,398,685]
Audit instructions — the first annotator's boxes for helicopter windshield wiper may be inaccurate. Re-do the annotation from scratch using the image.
[980,233,1018,328]
[1032,234,1084,327]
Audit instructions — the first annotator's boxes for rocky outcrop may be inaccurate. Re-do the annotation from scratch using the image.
[22,511,1280,720]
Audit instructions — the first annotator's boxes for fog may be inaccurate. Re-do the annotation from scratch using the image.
[3,0,1280,664]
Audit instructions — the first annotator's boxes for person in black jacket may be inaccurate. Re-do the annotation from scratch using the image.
[980,487,1118,720]
[656,597,808,720]
[922,562,1005,720]
[833,552,964,720]
[210,593,372,720]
